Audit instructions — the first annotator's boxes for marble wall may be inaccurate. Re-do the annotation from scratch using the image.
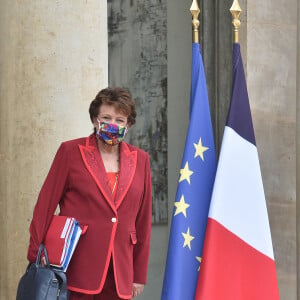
[0,1,107,299]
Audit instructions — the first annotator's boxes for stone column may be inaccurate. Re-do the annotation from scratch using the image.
[0,1,107,298]
[247,1,297,298]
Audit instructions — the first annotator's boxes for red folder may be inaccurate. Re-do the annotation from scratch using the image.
[44,215,78,269]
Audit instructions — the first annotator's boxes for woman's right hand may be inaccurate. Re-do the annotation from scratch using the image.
[41,256,47,266]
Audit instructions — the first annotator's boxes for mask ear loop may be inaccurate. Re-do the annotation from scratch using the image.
[123,126,129,138]
[96,119,102,135]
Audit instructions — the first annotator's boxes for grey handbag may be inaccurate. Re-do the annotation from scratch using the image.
[16,244,68,300]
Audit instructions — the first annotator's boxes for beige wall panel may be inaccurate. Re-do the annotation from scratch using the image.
[0,1,107,299]
[247,0,297,298]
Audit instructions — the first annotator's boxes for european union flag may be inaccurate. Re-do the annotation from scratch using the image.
[161,43,216,300]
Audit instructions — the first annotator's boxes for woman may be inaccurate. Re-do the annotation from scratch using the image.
[27,87,152,299]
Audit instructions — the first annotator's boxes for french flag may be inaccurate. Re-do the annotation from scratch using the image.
[195,43,279,299]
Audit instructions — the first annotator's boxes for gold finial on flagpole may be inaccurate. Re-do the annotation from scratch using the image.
[190,0,200,43]
[230,0,242,43]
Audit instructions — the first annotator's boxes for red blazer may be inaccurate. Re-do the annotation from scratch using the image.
[27,134,152,298]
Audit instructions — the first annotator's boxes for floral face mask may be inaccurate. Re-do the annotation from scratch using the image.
[96,120,127,145]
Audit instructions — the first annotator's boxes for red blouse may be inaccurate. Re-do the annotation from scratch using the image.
[107,172,119,200]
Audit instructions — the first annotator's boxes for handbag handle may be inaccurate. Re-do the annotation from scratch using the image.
[36,244,50,267]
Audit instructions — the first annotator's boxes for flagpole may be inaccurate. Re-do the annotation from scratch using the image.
[190,0,200,43]
[230,0,242,43]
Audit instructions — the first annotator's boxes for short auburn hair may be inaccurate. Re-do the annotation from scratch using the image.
[89,87,136,125]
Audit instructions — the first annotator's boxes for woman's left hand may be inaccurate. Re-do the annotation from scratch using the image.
[132,283,144,298]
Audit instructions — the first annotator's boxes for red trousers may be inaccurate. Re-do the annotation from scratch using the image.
[69,260,131,300]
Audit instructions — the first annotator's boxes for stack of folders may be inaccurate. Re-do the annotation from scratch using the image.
[44,215,82,272]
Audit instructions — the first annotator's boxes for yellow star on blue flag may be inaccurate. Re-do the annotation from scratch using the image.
[174,195,190,218]
[182,227,195,250]
[194,137,209,161]
[196,256,202,271]
[179,162,193,184]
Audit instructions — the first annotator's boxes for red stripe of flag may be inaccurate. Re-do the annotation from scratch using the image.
[195,218,279,300]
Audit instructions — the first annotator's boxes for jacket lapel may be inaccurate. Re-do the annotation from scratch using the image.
[79,135,116,212]
[115,142,137,209]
